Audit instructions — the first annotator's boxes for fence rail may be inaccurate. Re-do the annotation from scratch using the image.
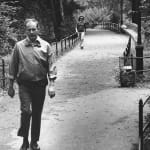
[95,22,121,32]
[119,55,150,81]
[0,32,79,91]
[119,31,150,83]
[139,97,150,150]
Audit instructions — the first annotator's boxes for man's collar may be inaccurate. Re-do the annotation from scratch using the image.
[25,36,41,47]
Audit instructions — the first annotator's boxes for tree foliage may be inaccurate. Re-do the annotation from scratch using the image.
[75,7,111,27]
[0,1,20,55]
[2,0,149,55]
[0,0,82,55]
[74,0,122,26]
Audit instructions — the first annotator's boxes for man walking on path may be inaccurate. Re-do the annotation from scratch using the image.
[8,18,56,150]
[76,16,86,49]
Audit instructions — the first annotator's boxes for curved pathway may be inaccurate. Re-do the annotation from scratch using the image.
[7,29,150,150]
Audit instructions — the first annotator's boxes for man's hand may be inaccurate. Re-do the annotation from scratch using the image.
[8,86,15,98]
[48,85,55,98]
[48,80,55,98]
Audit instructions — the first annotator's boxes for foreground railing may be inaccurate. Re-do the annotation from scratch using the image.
[119,56,150,82]
[139,97,150,150]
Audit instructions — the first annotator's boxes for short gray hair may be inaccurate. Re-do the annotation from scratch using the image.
[25,18,39,28]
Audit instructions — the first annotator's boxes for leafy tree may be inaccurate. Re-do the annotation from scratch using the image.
[0,1,19,55]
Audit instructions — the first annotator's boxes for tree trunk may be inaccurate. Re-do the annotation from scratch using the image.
[50,0,59,40]
[132,0,138,24]
[60,0,64,22]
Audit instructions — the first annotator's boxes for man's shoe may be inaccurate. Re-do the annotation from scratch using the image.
[30,142,40,150]
[19,141,29,150]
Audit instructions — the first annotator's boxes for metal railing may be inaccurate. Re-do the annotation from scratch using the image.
[119,35,132,69]
[96,22,121,33]
[51,32,79,58]
[0,59,8,90]
[119,56,150,81]
[0,32,79,91]
[118,34,150,84]
[139,97,150,150]
[123,36,132,59]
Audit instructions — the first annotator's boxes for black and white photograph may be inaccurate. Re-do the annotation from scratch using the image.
[0,0,150,150]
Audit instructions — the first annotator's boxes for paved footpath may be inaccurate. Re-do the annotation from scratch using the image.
[6,29,150,150]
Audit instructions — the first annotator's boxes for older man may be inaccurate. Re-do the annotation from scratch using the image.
[8,18,56,150]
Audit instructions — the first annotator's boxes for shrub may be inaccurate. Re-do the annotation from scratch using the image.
[74,7,112,28]
[0,1,20,55]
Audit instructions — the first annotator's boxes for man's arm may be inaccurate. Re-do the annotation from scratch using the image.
[47,48,57,81]
[47,44,57,98]
[8,44,19,98]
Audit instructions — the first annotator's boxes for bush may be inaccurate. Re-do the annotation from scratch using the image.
[0,1,20,55]
[109,11,120,24]
[74,7,113,28]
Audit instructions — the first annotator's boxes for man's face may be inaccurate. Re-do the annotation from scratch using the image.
[26,21,38,42]
[79,19,84,22]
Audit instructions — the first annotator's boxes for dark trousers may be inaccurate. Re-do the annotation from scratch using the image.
[17,84,46,142]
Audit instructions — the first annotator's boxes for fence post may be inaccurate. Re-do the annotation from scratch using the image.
[61,40,63,54]
[72,35,73,46]
[65,38,67,50]
[139,99,143,150]
[72,35,74,46]
[75,33,77,45]
[55,42,58,56]
[2,59,5,89]
[131,54,133,68]
[68,36,71,48]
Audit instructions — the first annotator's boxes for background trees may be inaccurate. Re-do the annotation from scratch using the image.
[74,0,132,27]
[0,0,82,55]
[1,0,150,55]
[0,1,20,55]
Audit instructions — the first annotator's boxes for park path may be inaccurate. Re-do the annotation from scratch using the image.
[6,29,150,150]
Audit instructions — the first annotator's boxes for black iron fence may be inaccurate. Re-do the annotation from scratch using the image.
[119,35,133,66]
[119,33,150,84]
[96,22,121,32]
[139,97,150,150]
[51,33,79,57]
[51,32,78,58]
[0,32,79,91]
[0,58,9,90]
[119,56,150,81]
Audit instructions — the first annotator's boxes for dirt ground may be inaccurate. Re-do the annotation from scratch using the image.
[1,29,150,150]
